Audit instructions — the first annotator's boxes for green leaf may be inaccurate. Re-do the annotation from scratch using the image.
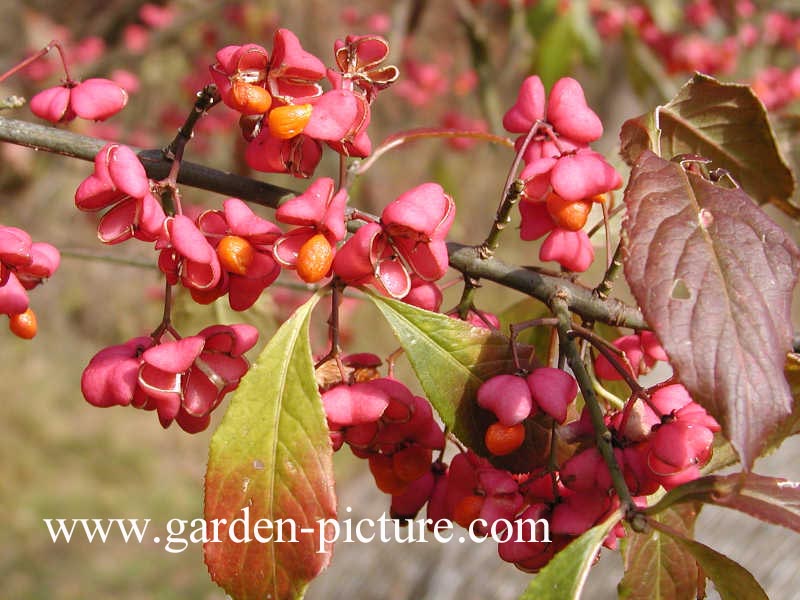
[650,518,768,600]
[533,14,581,90]
[622,150,800,468]
[204,293,335,600]
[620,73,795,210]
[518,511,621,600]
[619,504,700,600]
[525,0,559,39]
[366,293,542,471]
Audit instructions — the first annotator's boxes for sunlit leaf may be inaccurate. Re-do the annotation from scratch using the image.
[622,150,800,468]
[650,517,768,600]
[204,293,335,600]
[620,73,795,211]
[619,503,700,600]
[518,511,622,600]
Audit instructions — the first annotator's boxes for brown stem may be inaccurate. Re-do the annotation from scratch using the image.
[0,115,296,208]
[0,40,73,84]
[570,324,645,395]
[0,116,648,330]
[551,295,636,516]
[594,241,624,301]
[446,242,647,329]
[150,279,176,341]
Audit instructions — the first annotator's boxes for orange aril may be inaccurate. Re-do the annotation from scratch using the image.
[296,233,333,283]
[9,308,37,339]
[392,446,433,483]
[545,192,593,231]
[217,235,255,275]
[268,103,313,139]
[485,422,525,456]
[368,454,408,496]
[229,81,272,116]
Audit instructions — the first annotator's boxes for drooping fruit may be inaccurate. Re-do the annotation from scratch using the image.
[392,445,433,483]
[268,103,313,139]
[217,235,255,275]
[368,454,408,496]
[9,308,37,339]
[296,233,333,283]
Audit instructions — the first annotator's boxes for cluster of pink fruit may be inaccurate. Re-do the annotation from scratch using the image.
[81,324,257,433]
[320,357,446,520]
[5,14,732,581]
[67,29,464,432]
[212,29,398,178]
[505,75,622,273]
[317,341,719,574]
[0,225,60,339]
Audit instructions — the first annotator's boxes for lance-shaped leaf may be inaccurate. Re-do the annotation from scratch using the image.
[518,511,622,600]
[366,293,542,472]
[618,503,700,600]
[649,517,768,600]
[622,150,800,468]
[204,293,336,600]
[620,73,795,211]
[646,472,800,534]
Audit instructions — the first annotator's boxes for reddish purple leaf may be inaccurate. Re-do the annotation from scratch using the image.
[649,515,768,600]
[652,473,800,534]
[623,150,800,468]
[620,73,795,212]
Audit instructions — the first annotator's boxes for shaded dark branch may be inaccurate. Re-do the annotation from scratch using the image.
[0,115,296,209]
[447,243,647,329]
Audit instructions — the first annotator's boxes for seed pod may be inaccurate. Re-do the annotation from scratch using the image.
[268,103,313,139]
[452,494,485,529]
[368,454,408,496]
[545,192,593,231]
[392,446,433,483]
[217,235,255,275]
[9,308,37,339]
[296,233,333,283]
[229,81,272,116]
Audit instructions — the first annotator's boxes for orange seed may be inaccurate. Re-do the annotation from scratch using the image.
[9,308,37,339]
[485,422,525,456]
[545,192,593,232]
[217,235,255,276]
[229,81,272,116]
[296,233,333,283]
[268,103,313,139]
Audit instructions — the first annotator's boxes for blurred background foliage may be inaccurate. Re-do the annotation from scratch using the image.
[1,0,799,598]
